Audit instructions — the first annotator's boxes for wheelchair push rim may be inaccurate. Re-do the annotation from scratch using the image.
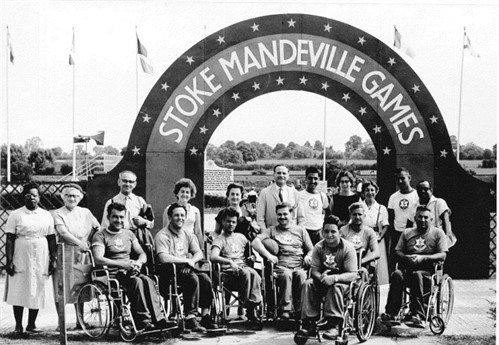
[77,282,113,339]
[355,283,376,342]
[119,303,137,342]
[437,275,454,326]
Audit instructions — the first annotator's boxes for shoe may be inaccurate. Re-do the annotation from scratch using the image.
[402,313,413,323]
[246,306,256,322]
[322,326,339,340]
[138,322,155,332]
[302,319,318,337]
[407,316,425,329]
[200,315,219,330]
[185,317,206,332]
[25,325,43,333]
[280,311,291,320]
[14,326,23,335]
[380,312,400,325]
[317,317,335,330]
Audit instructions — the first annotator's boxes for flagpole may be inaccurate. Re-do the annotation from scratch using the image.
[6,26,11,182]
[456,27,465,163]
[322,98,326,182]
[135,26,139,114]
[72,27,77,181]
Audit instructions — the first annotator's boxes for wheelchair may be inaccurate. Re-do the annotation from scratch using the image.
[76,250,178,342]
[294,249,377,345]
[382,261,454,335]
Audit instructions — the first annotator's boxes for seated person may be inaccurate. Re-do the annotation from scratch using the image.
[155,203,218,332]
[339,202,380,273]
[300,216,357,339]
[92,202,165,331]
[210,207,263,323]
[381,205,448,328]
[252,202,313,320]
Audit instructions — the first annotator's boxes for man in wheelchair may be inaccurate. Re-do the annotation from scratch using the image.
[92,202,166,332]
[300,215,358,340]
[155,203,218,332]
[210,207,263,324]
[381,205,448,328]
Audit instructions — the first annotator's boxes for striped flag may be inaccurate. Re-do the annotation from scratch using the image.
[137,33,153,74]
[464,30,480,57]
[7,26,14,64]
[69,28,75,65]
[394,26,415,58]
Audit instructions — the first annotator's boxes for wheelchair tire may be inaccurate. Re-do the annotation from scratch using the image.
[119,304,137,342]
[77,281,113,339]
[355,284,376,342]
[429,315,446,335]
[294,330,309,345]
[437,275,454,326]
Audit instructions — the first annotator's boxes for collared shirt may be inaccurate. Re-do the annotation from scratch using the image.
[52,206,99,242]
[6,206,55,237]
[418,195,451,228]
[101,192,153,230]
[311,238,357,274]
[360,200,389,230]
[154,226,201,259]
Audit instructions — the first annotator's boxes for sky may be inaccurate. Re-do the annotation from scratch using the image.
[0,0,497,156]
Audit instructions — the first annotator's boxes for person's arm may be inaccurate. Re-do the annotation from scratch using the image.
[361,230,380,265]
[131,239,147,266]
[92,244,133,269]
[256,190,267,231]
[210,246,239,270]
[193,208,204,249]
[296,200,305,226]
[440,211,452,235]
[388,208,395,232]
[101,200,111,229]
[55,223,89,251]
[214,222,222,236]
[302,229,314,266]
[251,236,278,264]
[162,206,169,229]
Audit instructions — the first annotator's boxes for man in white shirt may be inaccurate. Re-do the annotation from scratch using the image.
[387,168,418,273]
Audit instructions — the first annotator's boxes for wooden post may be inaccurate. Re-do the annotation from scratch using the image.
[57,243,67,345]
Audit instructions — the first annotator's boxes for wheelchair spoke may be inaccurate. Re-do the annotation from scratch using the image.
[77,282,112,339]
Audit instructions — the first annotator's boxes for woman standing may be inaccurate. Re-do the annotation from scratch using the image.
[332,171,360,225]
[162,178,203,248]
[4,182,57,335]
[360,181,389,285]
[52,183,100,329]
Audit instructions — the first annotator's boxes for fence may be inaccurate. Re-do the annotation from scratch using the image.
[0,182,87,269]
[490,212,497,278]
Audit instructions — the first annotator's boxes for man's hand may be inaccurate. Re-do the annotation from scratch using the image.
[320,272,336,286]
[121,260,134,270]
[48,257,57,276]
[409,254,424,265]
[78,241,89,252]
[6,262,15,276]
[132,216,147,228]
[303,255,312,267]
[266,254,278,264]
[186,259,197,270]
[229,261,240,273]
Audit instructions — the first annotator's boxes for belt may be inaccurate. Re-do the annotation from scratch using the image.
[17,235,44,240]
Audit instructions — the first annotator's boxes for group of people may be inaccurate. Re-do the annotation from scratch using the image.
[3,165,454,339]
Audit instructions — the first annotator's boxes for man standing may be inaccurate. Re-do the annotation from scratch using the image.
[257,165,305,231]
[416,180,455,248]
[252,203,313,320]
[387,168,418,272]
[210,207,263,323]
[381,205,448,328]
[297,167,330,245]
[155,203,218,332]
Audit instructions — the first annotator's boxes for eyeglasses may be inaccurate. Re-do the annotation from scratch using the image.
[121,179,136,184]
[339,180,350,184]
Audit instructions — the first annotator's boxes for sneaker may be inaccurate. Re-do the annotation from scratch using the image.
[380,313,400,325]
[407,316,425,329]
[185,317,206,333]
[322,326,339,340]
[200,315,219,330]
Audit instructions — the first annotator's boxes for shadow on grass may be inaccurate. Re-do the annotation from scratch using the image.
[440,335,496,345]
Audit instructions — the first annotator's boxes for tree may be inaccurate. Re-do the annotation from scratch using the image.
[460,142,484,160]
[294,146,314,159]
[24,136,43,153]
[345,135,363,157]
[313,140,324,151]
[28,149,55,175]
[50,147,63,157]
[120,146,127,156]
[236,141,258,162]
[304,141,312,148]
[93,145,120,156]
[450,135,458,151]
[483,149,493,160]
[360,140,377,159]
[218,147,243,164]
[250,141,272,159]
[60,163,72,175]
[205,144,219,161]
[272,143,286,156]
[493,144,497,158]
[1,144,33,182]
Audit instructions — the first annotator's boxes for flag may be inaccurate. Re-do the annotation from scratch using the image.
[464,30,480,57]
[69,28,75,65]
[394,26,415,58]
[136,33,153,74]
[7,26,14,64]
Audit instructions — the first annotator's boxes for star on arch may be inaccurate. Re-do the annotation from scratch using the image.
[251,23,259,32]
[388,58,396,66]
[373,125,381,134]
[324,23,332,32]
[357,36,366,45]
[132,146,141,156]
[412,84,420,93]
[212,108,221,117]
[287,18,296,27]
[299,76,308,85]
[186,56,194,65]
[321,81,330,91]
[276,76,284,85]
[231,92,240,101]
[440,149,448,158]
[161,82,170,91]
[189,147,198,155]
[429,115,438,124]
[216,36,225,45]
[142,114,151,123]
[199,126,208,134]
[342,93,351,102]
[383,147,391,155]
[359,107,367,116]
[252,82,260,91]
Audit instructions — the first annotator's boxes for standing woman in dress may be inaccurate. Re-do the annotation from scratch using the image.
[332,171,360,225]
[162,178,203,248]
[360,180,389,285]
[52,183,100,329]
[4,182,57,335]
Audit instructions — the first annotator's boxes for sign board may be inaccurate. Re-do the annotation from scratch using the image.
[204,160,234,196]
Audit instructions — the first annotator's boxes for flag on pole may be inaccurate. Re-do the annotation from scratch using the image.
[464,30,480,57]
[394,26,416,58]
[136,33,153,74]
[69,27,75,65]
[7,26,14,64]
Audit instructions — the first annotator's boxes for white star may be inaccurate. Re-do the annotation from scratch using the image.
[276,76,284,85]
[199,126,208,134]
[430,115,438,124]
[186,56,194,65]
[212,108,221,117]
[412,84,420,93]
[161,82,170,91]
[231,92,240,101]
[299,76,308,85]
[142,114,151,123]
[252,82,260,91]
[383,147,391,155]
[189,147,198,155]
[358,36,366,45]
[216,36,225,45]
[440,149,448,158]
[321,81,330,91]
[251,23,259,32]
[342,93,351,102]
[324,23,332,32]
[387,58,396,66]
[359,107,367,116]
[373,125,381,133]
[132,146,140,156]
[288,18,296,27]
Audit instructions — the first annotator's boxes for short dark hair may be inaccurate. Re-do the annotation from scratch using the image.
[394,167,411,176]
[416,180,432,189]
[416,205,432,214]
[173,178,197,198]
[107,202,126,215]
[305,166,320,177]
[273,164,288,173]
[361,180,379,193]
[226,183,244,197]
[275,202,291,213]
[323,215,341,228]
[22,182,39,195]
[167,202,187,218]
[335,170,354,187]
[221,206,240,220]
[348,202,364,214]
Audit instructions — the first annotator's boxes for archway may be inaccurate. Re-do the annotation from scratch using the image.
[88,14,492,278]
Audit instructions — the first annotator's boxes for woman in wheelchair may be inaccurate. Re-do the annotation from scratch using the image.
[300,216,358,340]
[92,202,166,332]
[381,205,448,328]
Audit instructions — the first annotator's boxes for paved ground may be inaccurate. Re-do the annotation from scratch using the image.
[0,276,495,344]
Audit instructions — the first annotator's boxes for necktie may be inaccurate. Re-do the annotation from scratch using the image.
[279,188,284,202]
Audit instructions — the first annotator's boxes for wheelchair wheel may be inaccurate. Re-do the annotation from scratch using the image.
[429,315,446,335]
[294,330,309,345]
[119,304,137,342]
[77,282,113,339]
[437,275,454,325]
[355,284,376,342]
